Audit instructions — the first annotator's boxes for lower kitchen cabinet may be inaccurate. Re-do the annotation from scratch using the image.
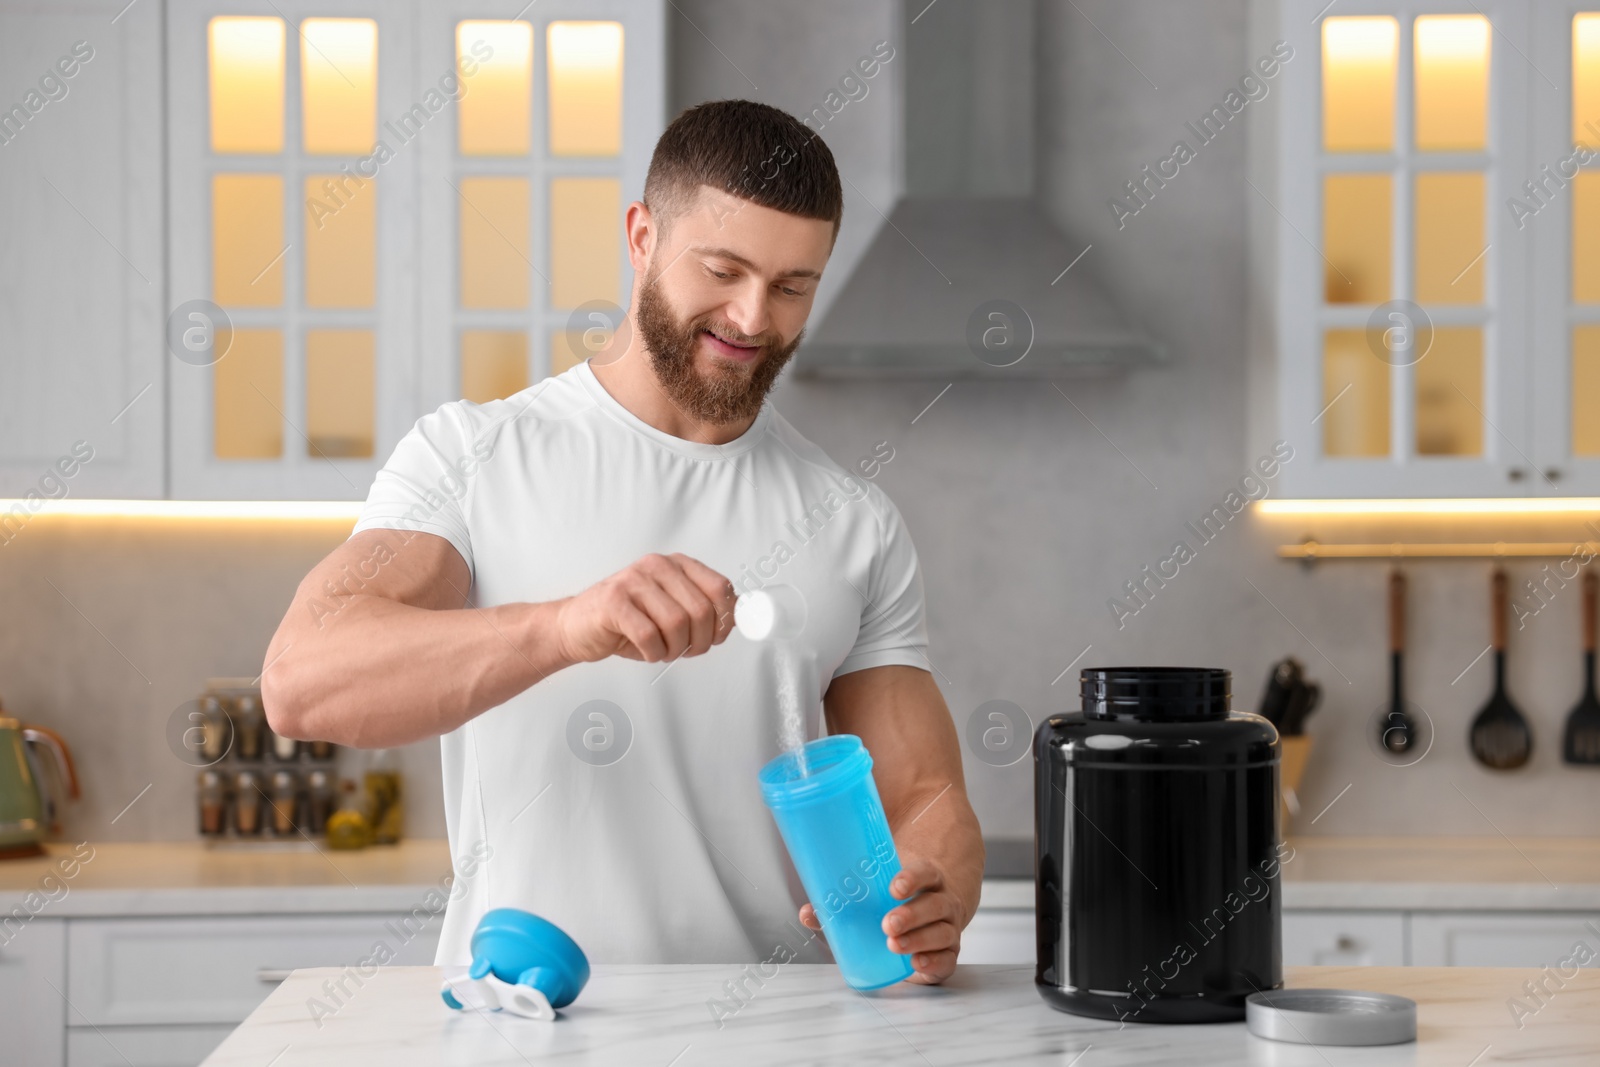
[960,908,1035,964]
[1411,913,1600,968]
[0,917,66,1067]
[67,914,441,1027]
[65,1026,233,1067]
[1282,911,1408,967]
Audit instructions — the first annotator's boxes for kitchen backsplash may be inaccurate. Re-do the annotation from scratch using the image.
[4,0,1599,844]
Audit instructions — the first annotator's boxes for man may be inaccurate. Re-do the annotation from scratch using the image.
[263,100,983,984]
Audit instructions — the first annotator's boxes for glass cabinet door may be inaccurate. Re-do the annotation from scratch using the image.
[417,0,665,415]
[1278,1,1533,498]
[1529,7,1600,494]
[167,0,418,500]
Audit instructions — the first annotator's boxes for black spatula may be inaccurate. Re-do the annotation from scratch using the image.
[1562,571,1600,765]
[1380,568,1415,754]
[1470,567,1532,770]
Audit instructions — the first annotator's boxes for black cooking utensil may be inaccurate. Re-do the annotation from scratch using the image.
[1562,571,1600,764]
[1281,680,1321,736]
[1258,657,1304,728]
[1469,567,1532,770]
[1381,569,1415,754]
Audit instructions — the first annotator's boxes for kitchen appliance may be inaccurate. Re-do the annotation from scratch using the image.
[0,706,79,858]
[1562,571,1600,764]
[1470,568,1532,770]
[758,735,914,990]
[1036,667,1283,1023]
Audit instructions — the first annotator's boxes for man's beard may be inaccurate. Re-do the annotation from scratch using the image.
[634,272,802,425]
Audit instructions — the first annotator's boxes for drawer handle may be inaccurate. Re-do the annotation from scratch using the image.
[257,969,295,983]
[1334,936,1357,952]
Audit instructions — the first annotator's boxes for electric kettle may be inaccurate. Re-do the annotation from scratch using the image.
[0,702,80,859]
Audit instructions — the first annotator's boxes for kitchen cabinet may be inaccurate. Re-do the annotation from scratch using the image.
[163,0,664,500]
[66,1026,234,1067]
[0,917,66,1067]
[1411,911,1600,967]
[0,0,165,500]
[959,906,1034,964]
[1266,1,1600,498]
[414,0,664,417]
[3,0,664,503]
[1282,910,1408,966]
[67,913,441,1026]
[165,0,422,500]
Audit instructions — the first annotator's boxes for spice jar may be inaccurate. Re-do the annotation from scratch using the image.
[305,769,334,835]
[233,769,263,835]
[269,769,299,836]
[233,694,265,762]
[197,770,227,837]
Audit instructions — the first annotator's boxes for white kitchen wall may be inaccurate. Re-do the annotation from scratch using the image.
[2,0,1598,845]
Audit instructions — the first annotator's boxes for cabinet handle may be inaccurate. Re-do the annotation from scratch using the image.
[1545,468,1562,483]
[1507,468,1526,482]
[1335,935,1357,952]
[257,968,295,983]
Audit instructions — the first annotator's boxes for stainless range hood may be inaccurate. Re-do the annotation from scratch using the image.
[798,0,1163,378]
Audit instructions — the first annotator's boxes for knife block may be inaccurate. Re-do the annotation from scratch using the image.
[1279,735,1312,835]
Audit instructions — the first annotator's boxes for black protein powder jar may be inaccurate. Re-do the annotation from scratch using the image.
[1034,667,1286,1024]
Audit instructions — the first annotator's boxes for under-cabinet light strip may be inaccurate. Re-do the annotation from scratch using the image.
[0,500,364,520]
[1257,499,1600,517]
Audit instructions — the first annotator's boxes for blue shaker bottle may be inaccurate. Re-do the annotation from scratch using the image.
[758,734,915,989]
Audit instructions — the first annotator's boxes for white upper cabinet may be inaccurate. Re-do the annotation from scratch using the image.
[1529,4,1600,495]
[167,0,420,500]
[1273,0,1546,498]
[414,0,664,417]
[0,0,164,500]
[163,0,663,500]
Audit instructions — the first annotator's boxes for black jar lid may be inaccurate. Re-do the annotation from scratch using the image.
[1081,667,1230,722]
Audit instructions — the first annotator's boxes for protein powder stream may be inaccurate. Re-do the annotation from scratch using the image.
[735,585,811,776]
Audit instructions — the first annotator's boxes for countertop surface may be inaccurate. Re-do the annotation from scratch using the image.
[202,963,1600,1066]
[7,836,1600,916]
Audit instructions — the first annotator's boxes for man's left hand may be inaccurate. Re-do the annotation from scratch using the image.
[797,852,968,985]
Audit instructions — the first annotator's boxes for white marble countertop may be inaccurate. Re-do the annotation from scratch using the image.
[202,963,1600,1066]
[8,836,1600,917]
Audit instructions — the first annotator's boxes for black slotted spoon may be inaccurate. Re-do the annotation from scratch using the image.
[1562,571,1600,764]
[1470,567,1532,770]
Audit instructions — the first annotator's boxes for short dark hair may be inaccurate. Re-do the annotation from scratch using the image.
[643,99,843,240]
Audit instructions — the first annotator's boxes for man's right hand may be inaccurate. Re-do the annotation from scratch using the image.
[553,553,738,665]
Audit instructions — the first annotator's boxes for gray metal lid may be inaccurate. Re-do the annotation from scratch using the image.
[1245,989,1417,1046]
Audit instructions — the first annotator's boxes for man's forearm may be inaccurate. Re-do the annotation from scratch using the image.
[890,786,986,925]
[263,596,575,749]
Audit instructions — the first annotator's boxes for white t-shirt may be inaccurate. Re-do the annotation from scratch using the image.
[351,361,930,966]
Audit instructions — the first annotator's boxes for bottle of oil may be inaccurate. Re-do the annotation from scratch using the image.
[364,749,403,845]
[325,779,372,850]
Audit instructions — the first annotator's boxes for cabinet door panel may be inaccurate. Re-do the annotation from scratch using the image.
[165,0,418,500]
[1529,4,1600,494]
[1275,0,1535,498]
[961,909,1034,965]
[0,0,164,500]
[66,914,440,1026]
[66,1026,231,1067]
[1410,911,1600,967]
[0,917,66,1067]
[1283,910,1407,966]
